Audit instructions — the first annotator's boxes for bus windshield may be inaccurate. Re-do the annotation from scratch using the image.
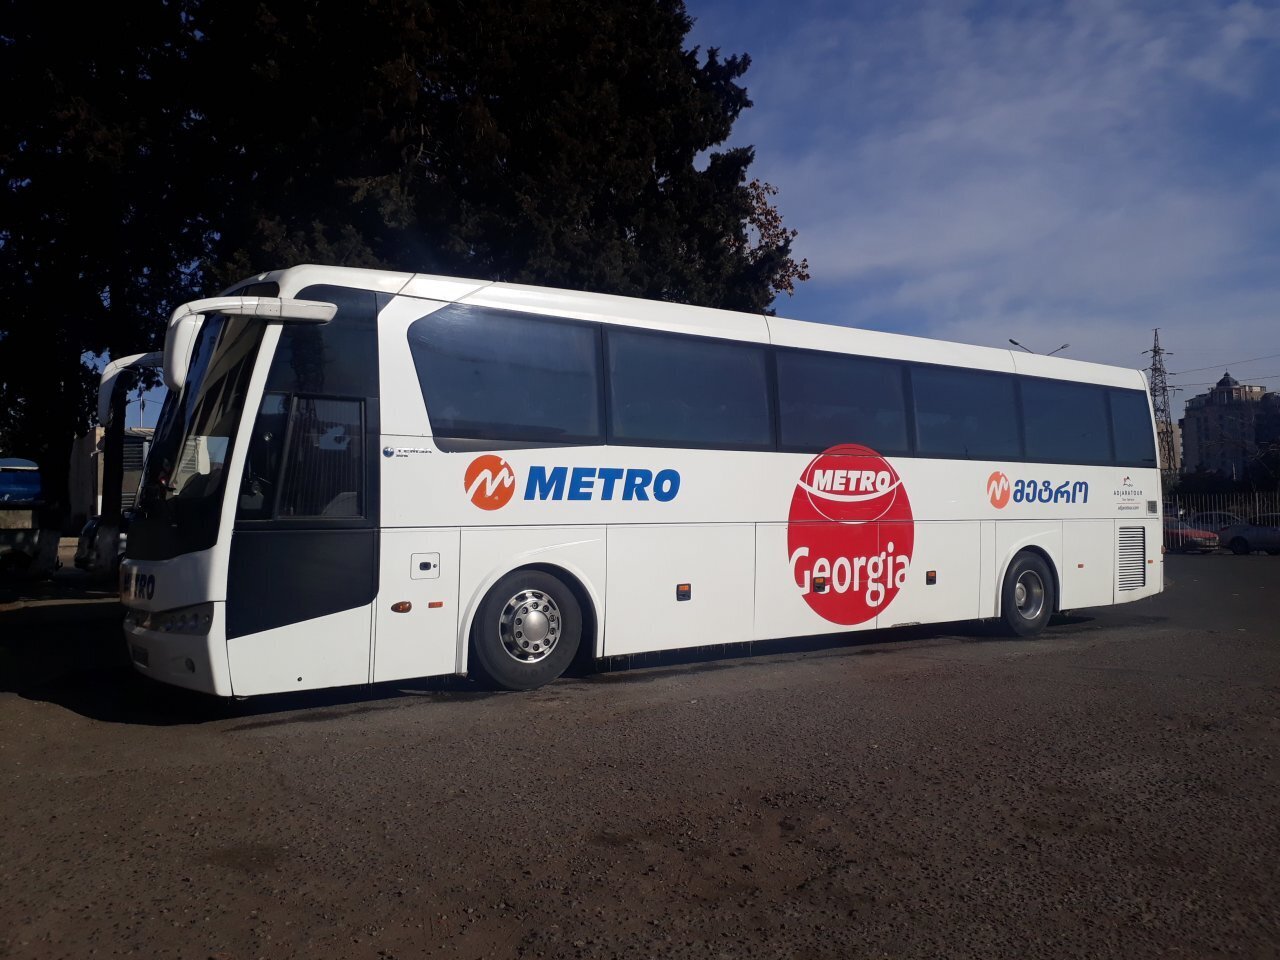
[130,314,264,560]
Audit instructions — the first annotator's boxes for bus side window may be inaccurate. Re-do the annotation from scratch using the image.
[912,366,1021,461]
[276,398,365,519]
[776,350,909,454]
[236,395,365,521]
[237,393,289,520]
[1109,389,1158,468]
[1021,379,1110,464]
[605,328,772,450]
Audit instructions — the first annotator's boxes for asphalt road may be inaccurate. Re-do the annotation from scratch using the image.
[1,555,1277,960]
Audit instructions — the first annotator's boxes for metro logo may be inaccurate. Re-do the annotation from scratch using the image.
[987,471,1011,509]
[787,444,914,626]
[464,455,516,510]
[803,468,897,500]
[525,466,679,502]
[463,457,681,508]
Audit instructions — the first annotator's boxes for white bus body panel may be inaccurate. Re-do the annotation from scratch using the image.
[377,299,447,440]
[1061,520,1116,610]
[373,528,461,682]
[604,524,755,656]
[879,522,983,628]
[226,605,373,696]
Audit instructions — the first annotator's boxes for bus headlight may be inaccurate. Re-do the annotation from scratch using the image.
[131,603,214,636]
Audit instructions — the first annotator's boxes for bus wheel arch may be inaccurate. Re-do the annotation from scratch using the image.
[998,547,1059,637]
[465,564,596,690]
[522,563,599,670]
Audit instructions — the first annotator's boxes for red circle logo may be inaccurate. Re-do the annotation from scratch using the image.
[787,444,914,625]
[464,455,516,510]
[987,471,1011,509]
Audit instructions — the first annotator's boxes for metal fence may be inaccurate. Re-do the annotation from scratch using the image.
[1165,491,1280,522]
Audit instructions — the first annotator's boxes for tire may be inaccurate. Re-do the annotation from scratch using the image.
[469,569,582,690]
[1000,551,1055,638]
[1228,538,1250,556]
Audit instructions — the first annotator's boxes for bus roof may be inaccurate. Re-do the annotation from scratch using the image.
[250,264,1149,392]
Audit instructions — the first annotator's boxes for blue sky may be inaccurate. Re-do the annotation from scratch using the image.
[121,1,1278,427]
[687,0,1280,412]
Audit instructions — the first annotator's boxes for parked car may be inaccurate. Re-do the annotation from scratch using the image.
[1187,511,1244,534]
[1218,515,1280,556]
[0,458,60,578]
[1163,518,1220,554]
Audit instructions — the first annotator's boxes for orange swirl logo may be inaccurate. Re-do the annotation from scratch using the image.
[987,471,1011,509]
[464,456,516,510]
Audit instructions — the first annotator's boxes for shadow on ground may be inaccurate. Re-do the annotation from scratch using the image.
[1,569,1097,727]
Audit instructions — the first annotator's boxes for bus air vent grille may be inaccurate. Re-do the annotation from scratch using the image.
[1117,527,1146,591]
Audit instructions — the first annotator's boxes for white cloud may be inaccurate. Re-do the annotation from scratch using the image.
[689,0,1280,406]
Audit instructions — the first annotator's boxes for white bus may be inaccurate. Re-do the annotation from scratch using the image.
[120,264,1162,696]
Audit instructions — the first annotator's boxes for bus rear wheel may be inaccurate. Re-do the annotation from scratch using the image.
[1001,551,1055,638]
[470,569,582,690]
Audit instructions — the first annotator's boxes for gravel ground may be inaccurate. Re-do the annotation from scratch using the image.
[1,555,1277,960]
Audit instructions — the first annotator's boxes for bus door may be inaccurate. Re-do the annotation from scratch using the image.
[225,285,383,694]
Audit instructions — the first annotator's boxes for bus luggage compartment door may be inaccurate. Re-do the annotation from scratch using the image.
[373,528,460,682]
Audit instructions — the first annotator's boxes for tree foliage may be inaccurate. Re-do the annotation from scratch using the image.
[1,0,808,511]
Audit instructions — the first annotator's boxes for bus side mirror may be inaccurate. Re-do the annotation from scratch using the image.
[162,296,338,392]
[163,314,204,391]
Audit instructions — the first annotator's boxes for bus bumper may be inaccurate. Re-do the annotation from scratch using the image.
[123,603,233,696]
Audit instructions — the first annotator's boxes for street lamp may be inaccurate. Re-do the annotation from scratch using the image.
[1009,339,1069,356]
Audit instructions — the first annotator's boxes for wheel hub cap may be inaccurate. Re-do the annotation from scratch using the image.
[1014,571,1045,620]
[498,589,562,664]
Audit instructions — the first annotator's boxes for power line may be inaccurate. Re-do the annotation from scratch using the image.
[1170,352,1280,376]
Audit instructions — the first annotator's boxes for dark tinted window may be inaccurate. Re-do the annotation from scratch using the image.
[912,366,1021,460]
[1022,379,1111,464]
[238,396,365,520]
[407,305,602,444]
[267,285,379,397]
[607,329,772,449]
[1110,389,1157,467]
[236,393,290,521]
[276,398,365,518]
[776,351,909,454]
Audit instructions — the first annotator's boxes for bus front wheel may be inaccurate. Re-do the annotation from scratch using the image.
[1000,552,1055,638]
[470,569,582,690]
